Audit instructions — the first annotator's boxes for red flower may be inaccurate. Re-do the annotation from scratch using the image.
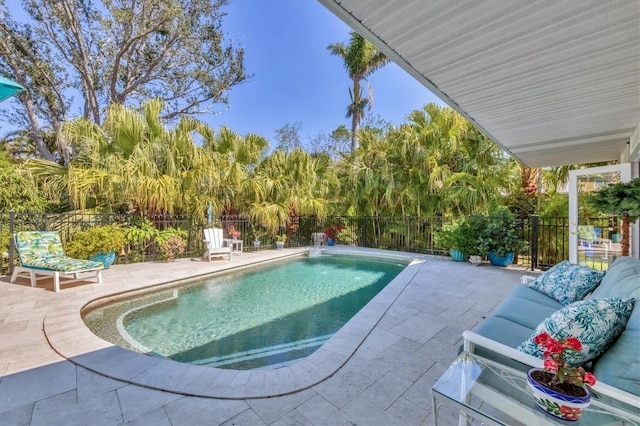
[584,372,596,386]
[564,337,583,351]
[324,225,344,240]
[543,359,558,371]
[534,332,552,346]
[533,332,596,389]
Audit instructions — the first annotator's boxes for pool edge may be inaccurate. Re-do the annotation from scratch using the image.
[43,247,426,399]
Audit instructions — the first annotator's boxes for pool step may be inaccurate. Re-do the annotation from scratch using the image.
[192,334,334,368]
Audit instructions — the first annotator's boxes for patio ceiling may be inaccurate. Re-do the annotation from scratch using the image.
[318,0,640,168]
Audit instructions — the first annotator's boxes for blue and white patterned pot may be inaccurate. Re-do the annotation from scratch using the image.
[527,369,591,421]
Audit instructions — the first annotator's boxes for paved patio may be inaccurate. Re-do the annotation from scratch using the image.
[0,247,528,425]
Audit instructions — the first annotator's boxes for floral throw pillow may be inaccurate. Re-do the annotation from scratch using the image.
[517,297,634,366]
[528,260,605,306]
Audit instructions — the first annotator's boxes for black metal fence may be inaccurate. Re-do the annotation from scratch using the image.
[0,211,615,276]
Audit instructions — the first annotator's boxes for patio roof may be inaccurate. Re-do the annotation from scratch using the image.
[318,0,640,168]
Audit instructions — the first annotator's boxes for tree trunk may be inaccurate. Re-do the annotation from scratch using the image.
[621,213,630,256]
[351,80,361,153]
[24,95,56,162]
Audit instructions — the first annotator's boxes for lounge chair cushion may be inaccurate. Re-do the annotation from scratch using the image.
[15,231,103,272]
[517,297,634,367]
[527,260,605,306]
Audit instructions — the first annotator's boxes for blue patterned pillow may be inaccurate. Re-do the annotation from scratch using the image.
[517,297,634,366]
[528,260,605,306]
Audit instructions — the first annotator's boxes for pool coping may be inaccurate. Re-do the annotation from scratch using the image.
[43,246,427,399]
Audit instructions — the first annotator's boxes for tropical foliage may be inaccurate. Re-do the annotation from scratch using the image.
[589,178,640,256]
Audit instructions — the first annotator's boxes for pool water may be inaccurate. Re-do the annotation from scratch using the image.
[83,253,408,370]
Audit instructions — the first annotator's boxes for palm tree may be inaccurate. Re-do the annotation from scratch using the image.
[24,99,221,216]
[327,32,390,154]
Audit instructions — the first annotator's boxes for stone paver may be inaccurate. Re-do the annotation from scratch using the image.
[0,248,525,425]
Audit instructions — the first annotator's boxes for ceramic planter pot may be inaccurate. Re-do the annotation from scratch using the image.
[488,252,514,267]
[327,238,336,246]
[275,241,285,249]
[449,248,466,261]
[527,369,591,421]
[89,251,116,268]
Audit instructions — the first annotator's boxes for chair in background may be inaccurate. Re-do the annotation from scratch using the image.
[202,228,232,261]
[10,231,104,292]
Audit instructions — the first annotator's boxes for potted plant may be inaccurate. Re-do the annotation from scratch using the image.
[65,224,126,268]
[324,224,343,246]
[434,220,467,261]
[434,214,489,263]
[527,332,596,421]
[250,226,265,250]
[477,211,524,267]
[275,234,287,249]
[589,178,640,256]
[227,225,241,240]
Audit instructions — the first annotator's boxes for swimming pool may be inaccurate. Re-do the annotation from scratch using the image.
[83,252,409,370]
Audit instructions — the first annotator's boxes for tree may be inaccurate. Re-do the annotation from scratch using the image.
[24,99,225,216]
[589,178,640,256]
[273,122,303,153]
[0,0,247,161]
[327,32,389,154]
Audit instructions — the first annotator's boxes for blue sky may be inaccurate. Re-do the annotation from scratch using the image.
[215,0,444,143]
[1,0,444,143]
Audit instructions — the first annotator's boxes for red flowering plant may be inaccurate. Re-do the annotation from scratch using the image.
[324,224,344,241]
[228,225,241,239]
[534,332,596,390]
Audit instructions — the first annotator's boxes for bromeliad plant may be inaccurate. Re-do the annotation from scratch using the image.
[228,225,241,239]
[534,332,596,391]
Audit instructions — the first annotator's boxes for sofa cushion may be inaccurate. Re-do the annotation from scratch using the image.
[589,256,640,396]
[509,285,566,309]
[592,304,640,396]
[517,297,634,367]
[528,260,605,306]
[491,295,561,330]
[590,256,640,299]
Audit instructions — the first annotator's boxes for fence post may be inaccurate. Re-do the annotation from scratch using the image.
[531,214,539,271]
[8,210,15,275]
[362,216,367,247]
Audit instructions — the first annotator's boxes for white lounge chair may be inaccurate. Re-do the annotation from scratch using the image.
[10,231,103,292]
[203,228,232,261]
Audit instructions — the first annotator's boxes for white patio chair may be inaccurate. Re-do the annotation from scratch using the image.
[202,228,232,261]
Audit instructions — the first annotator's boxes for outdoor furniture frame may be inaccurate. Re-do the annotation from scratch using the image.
[10,231,104,292]
[203,228,232,261]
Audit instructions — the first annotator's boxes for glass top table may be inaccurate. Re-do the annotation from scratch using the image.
[431,351,639,426]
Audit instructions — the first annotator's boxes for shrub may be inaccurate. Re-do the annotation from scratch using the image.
[478,211,525,257]
[65,225,126,259]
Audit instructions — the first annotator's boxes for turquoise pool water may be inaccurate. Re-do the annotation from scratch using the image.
[83,252,408,370]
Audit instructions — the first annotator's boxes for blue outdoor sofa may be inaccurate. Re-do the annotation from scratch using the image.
[462,256,640,412]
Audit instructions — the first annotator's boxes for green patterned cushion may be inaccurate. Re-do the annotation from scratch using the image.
[528,260,605,306]
[15,231,103,272]
[517,298,634,366]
